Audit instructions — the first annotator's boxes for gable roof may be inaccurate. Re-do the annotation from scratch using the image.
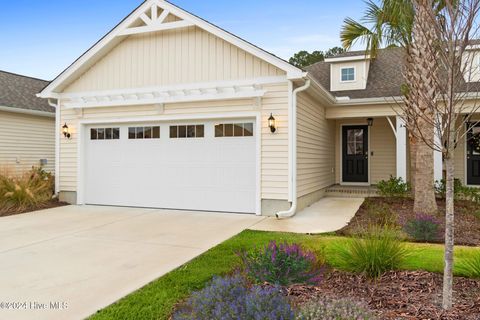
[307,47,405,100]
[39,0,304,98]
[0,70,54,113]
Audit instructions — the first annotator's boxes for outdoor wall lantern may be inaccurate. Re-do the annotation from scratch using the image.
[367,118,374,127]
[62,123,71,139]
[268,113,277,133]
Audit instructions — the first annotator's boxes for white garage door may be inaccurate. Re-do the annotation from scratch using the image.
[84,119,256,213]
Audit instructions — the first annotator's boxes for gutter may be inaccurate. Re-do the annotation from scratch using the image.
[276,78,311,219]
[48,99,61,196]
[0,105,55,118]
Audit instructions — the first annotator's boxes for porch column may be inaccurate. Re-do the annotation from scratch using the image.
[396,116,408,181]
[434,124,443,182]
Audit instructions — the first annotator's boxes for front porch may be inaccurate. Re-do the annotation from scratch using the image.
[330,115,443,186]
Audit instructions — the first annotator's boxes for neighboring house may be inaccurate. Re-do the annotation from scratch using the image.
[37,0,480,216]
[0,71,55,173]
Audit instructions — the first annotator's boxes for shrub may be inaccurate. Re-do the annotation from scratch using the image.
[240,241,323,286]
[0,167,54,212]
[456,250,480,278]
[332,227,408,278]
[435,178,480,203]
[363,199,396,226]
[376,176,410,198]
[297,298,376,320]
[403,213,441,242]
[173,274,295,320]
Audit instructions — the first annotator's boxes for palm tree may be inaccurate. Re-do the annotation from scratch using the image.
[340,0,444,214]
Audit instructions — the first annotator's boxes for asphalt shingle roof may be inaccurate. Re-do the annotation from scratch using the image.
[0,70,54,113]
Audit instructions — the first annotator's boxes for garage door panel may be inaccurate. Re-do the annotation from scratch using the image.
[84,120,256,213]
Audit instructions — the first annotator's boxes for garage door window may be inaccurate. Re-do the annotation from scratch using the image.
[91,128,120,140]
[170,125,204,138]
[215,123,253,137]
[128,126,160,139]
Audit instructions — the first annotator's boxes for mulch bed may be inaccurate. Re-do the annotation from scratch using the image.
[338,197,480,246]
[288,270,480,320]
[0,199,69,217]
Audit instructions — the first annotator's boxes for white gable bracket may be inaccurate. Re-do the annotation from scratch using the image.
[118,20,194,36]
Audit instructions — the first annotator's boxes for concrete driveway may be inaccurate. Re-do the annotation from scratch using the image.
[0,205,264,320]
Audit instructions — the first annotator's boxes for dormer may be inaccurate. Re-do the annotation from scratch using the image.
[325,54,371,91]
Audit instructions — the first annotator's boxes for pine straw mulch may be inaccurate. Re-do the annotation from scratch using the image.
[287,270,480,320]
[338,197,480,246]
[0,199,69,217]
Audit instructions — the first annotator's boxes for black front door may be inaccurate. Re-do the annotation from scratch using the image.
[467,124,480,185]
[342,125,369,183]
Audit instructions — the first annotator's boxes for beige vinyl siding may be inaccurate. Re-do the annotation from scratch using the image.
[0,110,55,173]
[335,118,396,184]
[296,91,335,197]
[64,26,285,93]
[59,83,290,199]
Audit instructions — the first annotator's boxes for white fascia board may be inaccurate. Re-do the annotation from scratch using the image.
[305,73,336,105]
[0,105,55,118]
[333,96,403,106]
[324,55,371,63]
[40,0,303,98]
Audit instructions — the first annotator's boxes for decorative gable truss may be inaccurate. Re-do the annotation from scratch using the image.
[118,3,194,36]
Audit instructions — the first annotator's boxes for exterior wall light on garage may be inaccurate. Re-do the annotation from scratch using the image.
[268,113,276,133]
[62,123,71,139]
[367,118,374,127]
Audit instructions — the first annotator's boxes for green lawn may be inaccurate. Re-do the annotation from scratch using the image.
[89,230,480,320]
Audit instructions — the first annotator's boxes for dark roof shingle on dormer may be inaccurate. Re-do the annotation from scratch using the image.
[0,70,54,113]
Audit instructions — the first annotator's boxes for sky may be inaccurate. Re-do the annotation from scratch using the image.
[0,0,367,80]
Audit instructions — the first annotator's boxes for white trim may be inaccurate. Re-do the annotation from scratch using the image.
[48,99,61,195]
[339,123,371,185]
[339,66,356,83]
[57,76,288,100]
[118,20,195,36]
[324,55,371,63]
[39,0,303,98]
[395,116,407,182]
[0,105,55,118]
[76,111,262,215]
[287,80,293,202]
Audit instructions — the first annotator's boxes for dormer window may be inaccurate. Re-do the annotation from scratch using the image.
[341,67,355,82]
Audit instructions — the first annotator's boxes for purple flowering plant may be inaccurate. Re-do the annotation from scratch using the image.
[240,241,324,286]
[173,274,295,320]
[403,213,442,242]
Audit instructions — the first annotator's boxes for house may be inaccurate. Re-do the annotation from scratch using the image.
[0,71,55,173]
[37,0,479,216]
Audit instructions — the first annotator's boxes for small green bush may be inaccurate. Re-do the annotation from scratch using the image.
[0,167,54,212]
[376,176,410,198]
[456,250,480,278]
[435,178,480,203]
[332,227,408,278]
[363,199,396,226]
[403,213,442,242]
[297,298,376,320]
[240,241,324,286]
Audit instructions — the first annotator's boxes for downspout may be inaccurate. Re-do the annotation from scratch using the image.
[276,78,311,219]
[48,98,60,196]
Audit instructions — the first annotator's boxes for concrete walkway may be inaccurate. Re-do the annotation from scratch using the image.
[250,197,364,234]
[0,205,264,320]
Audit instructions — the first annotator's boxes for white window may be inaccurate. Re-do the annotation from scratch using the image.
[341,67,355,82]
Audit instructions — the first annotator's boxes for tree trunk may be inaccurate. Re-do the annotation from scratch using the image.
[413,122,437,214]
[443,150,455,309]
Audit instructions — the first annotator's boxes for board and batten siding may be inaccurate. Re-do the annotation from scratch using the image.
[64,26,285,93]
[335,118,396,184]
[59,83,290,200]
[0,110,55,173]
[296,91,335,197]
